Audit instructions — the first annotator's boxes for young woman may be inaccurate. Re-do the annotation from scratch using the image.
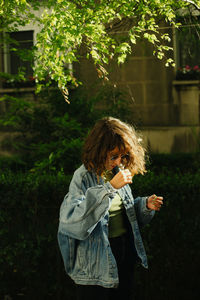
[58,117,163,300]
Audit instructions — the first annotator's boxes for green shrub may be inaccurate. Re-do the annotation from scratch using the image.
[0,85,132,175]
[0,168,200,299]
[147,152,200,174]
[0,87,104,174]
[132,170,200,300]
[0,171,74,299]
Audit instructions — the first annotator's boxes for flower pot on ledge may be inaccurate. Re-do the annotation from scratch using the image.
[172,80,200,126]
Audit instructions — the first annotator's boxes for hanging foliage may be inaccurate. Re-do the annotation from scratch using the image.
[1,0,200,101]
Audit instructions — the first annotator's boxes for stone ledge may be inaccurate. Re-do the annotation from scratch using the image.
[173,80,200,86]
[0,87,35,94]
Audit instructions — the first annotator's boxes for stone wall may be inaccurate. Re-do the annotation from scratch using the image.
[74,36,200,153]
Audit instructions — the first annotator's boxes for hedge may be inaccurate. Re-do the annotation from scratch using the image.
[1,168,200,300]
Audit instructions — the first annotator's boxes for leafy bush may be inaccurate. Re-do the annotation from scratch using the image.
[147,152,200,174]
[0,171,73,299]
[0,85,132,175]
[1,167,200,299]
[0,88,100,174]
[132,170,200,300]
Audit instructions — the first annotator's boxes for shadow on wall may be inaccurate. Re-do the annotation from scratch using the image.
[143,126,200,153]
[171,129,200,153]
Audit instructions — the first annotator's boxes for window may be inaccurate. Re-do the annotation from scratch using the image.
[176,6,200,69]
[3,30,34,87]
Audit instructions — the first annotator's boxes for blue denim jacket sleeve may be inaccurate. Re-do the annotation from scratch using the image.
[123,184,155,226]
[58,166,117,240]
[134,196,155,226]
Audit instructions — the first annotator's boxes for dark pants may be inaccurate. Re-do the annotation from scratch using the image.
[76,232,138,300]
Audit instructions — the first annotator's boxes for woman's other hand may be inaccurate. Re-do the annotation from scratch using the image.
[147,194,163,211]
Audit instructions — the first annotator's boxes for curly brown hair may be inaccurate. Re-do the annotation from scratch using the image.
[82,117,146,176]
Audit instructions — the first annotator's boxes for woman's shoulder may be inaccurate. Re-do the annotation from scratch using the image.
[73,164,85,173]
[71,165,96,188]
[71,165,85,183]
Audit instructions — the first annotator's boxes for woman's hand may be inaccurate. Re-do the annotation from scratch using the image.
[110,169,132,189]
[147,194,163,211]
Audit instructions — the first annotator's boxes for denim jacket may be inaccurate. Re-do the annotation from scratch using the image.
[58,165,155,288]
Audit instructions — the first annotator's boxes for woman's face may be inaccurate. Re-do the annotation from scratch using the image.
[105,147,129,171]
